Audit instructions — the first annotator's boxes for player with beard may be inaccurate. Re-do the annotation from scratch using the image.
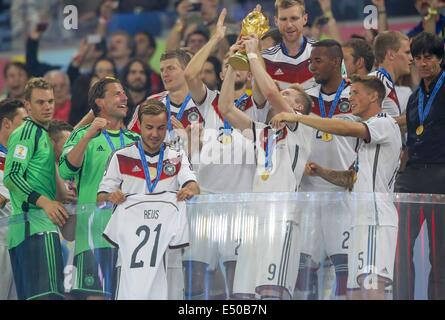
[121,59,154,125]
[58,77,139,299]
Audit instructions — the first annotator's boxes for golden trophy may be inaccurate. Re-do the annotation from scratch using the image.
[228,10,269,71]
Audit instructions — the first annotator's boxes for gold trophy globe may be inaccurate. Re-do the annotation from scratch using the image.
[228,10,269,71]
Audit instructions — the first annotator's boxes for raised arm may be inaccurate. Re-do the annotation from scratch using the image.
[371,0,389,32]
[243,36,294,114]
[219,65,253,132]
[271,112,370,140]
[184,9,227,104]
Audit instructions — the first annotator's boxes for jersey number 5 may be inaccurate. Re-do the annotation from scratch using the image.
[130,224,162,269]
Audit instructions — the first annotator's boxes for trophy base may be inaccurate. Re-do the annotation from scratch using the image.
[228,52,250,71]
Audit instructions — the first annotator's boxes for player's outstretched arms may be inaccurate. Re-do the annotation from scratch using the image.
[306,162,356,191]
[278,113,370,139]
[219,65,252,131]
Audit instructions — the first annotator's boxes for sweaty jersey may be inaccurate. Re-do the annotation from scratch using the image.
[249,121,313,193]
[128,91,204,134]
[98,143,197,195]
[194,87,268,193]
[369,70,401,117]
[300,84,358,192]
[58,126,139,255]
[262,37,316,90]
[103,192,189,300]
[353,113,402,226]
[4,118,57,248]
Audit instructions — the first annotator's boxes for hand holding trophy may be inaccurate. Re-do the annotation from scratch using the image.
[228,5,270,71]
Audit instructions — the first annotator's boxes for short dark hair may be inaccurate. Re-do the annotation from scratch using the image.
[410,32,444,61]
[160,49,191,70]
[205,56,222,90]
[48,120,73,141]
[92,57,117,78]
[138,99,168,123]
[186,30,210,45]
[261,28,283,47]
[350,75,386,106]
[24,78,53,102]
[88,77,121,116]
[0,99,26,129]
[3,61,29,79]
[312,39,344,63]
[135,31,157,51]
[342,38,375,73]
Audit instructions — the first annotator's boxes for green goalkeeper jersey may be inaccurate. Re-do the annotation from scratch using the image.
[4,118,57,249]
[58,125,139,255]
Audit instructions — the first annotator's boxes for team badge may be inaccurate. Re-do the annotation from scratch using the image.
[339,101,350,113]
[13,144,28,160]
[84,274,95,287]
[163,163,176,176]
[188,112,199,123]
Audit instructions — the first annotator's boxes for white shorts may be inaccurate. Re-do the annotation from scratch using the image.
[300,194,352,263]
[347,225,397,290]
[233,220,301,297]
[183,202,244,270]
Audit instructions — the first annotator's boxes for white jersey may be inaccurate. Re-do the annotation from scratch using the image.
[353,113,402,226]
[300,83,358,191]
[395,86,412,115]
[262,38,316,90]
[128,91,204,134]
[249,122,313,193]
[0,148,12,245]
[369,70,401,117]
[103,192,189,300]
[98,143,197,195]
[194,87,268,193]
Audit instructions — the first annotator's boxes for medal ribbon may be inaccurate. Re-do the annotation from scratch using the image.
[223,93,250,135]
[102,129,125,152]
[318,79,346,119]
[137,140,165,193]
[418,71,445,127]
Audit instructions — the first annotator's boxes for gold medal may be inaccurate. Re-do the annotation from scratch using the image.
[261,170,270,181]
[222,135,232,145]
[322,132,333,142]
[416,125,424,136]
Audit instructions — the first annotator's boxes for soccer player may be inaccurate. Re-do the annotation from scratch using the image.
[182,9,269,299]
[297,39,357,300]
[271,74,402,300]
[0,99,27,300]
[58,77,139,299]
[4,78,68,300]
[98,99,199,299]
[371,31,413,120]
[218,35,314,298]
[128,49,204,137]
[341,38,375,77]
[262,0,315,90]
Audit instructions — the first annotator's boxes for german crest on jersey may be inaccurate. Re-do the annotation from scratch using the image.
[187,111,199,123]
[163,163,176,176]
[339,101,350,113]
